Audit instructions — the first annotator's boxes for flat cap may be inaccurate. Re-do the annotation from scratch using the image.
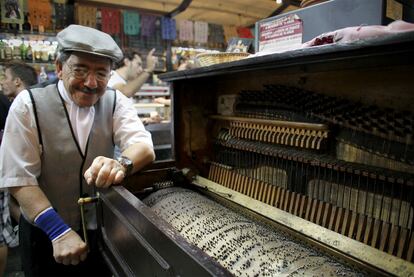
[57,25,123,62]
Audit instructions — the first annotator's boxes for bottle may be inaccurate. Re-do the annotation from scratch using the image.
[38,66,48,83]
[12,40,22,60]
[22,13,31,32]
[0,41,5,60]
[4,41,12,60]
[26,42,33,61]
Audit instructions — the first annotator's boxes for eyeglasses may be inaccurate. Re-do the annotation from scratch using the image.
[65,63,110,82]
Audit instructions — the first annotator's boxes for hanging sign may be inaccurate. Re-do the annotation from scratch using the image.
[257,14,303,53]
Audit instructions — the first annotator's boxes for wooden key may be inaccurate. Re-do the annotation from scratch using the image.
[371,219,382,248]
[396,228,408,258]
[328,206,338,230]
[335,208,345,233]
[310,198,318,223]
[321,202,332,228]
[347,211,358,239]
[355,215,367,242]
[288,192,296,214]
[305,196,313,221]
[298,195,307,218]
[363,217,373,245]
[341,209,351,236]
[379,221,390,251]
[387,225,400,255]
[275,186,282,208]
[283,189,291,211]
[407,233,414,262]
[293,193,301,216]
[315,201,325,225]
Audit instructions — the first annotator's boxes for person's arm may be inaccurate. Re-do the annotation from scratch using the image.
[0,91,88,265]
[84,91,155,187]
[114,48,158,98]
[84,141,155,187]
[153,97,171,106]
[112,71,151,98]
[10,186,88,265]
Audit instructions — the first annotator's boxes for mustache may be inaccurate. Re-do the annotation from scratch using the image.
[80,87,98,94]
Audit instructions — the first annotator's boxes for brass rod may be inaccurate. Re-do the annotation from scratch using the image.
[210,115,328,130]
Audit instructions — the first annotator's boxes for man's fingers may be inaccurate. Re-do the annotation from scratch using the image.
[149,48,156,56]
[84,169,94,185]
[95,164,111,187]
[80,251,88,262]
[114,169,126,184]
[62,257,71,265]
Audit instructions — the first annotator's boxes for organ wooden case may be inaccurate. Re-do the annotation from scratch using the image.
[97,32,414,276]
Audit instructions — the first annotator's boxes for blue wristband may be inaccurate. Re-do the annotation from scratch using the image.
[34,207,71,242]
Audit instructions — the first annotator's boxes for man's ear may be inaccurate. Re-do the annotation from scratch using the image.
[56,61,63,79]
[14,77,23,87]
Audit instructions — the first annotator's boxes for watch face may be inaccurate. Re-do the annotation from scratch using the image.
[118,156,133,175]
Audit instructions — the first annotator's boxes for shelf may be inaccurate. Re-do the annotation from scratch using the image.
[159,31,414,82]
[0,60,55,66]
[135,85,170,97]
[0,29,57,38]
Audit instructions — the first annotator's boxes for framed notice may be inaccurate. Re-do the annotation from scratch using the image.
[256,14,303,53]
[1,0,24,24]
[226,37,253,53]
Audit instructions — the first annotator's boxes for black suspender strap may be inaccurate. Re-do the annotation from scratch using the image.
[111,89,116,146]
[112,88,117,114]
[27,89,43,147]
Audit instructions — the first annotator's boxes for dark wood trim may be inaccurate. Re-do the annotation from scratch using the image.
[167,0,193,17]
[76,0,168,16]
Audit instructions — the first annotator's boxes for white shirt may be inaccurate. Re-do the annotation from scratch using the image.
[0,80,153,189]
[107,70,126,88]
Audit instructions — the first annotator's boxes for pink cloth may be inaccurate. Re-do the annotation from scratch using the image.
[303,20,414,47]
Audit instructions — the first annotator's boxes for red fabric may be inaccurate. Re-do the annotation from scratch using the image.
[237,27,253,38]
[101,8,121,35]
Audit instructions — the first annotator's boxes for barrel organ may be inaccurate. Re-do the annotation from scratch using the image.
[98,34,414,276]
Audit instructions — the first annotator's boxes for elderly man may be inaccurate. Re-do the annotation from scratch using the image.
[0,25,155,276]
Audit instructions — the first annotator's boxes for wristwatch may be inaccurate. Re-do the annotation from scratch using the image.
[117,156,133,176]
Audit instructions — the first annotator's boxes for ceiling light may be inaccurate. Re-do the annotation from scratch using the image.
[276,0,282,3]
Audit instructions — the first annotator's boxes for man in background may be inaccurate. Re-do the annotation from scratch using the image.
[0,60,37,276]
[108,49,164,126]
[108,48,158,98]
[1,61,38,100]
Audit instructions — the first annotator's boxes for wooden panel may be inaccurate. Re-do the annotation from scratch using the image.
[86,0,290,26]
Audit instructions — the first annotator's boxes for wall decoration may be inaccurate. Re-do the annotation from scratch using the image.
[123,10,140,35]
[1,0,24,24]
[161,17,176,41]
[101,8,120,35]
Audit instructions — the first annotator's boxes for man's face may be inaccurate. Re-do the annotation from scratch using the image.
[1,68,18,98]
[126,54,143,80]
[57,52,111,107]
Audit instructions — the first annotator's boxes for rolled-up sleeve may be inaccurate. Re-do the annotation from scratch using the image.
[112,91,153,152]
[0,91,41,188]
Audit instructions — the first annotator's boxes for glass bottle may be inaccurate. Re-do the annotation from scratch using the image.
[38,66,48,83]
[22,13,31,32]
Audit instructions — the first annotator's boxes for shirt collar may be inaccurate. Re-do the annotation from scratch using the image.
[57,80,73,105]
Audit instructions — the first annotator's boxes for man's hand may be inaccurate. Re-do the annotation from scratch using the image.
[145,48,158,73]
[52,230,88,265]
[84,156,126,187]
